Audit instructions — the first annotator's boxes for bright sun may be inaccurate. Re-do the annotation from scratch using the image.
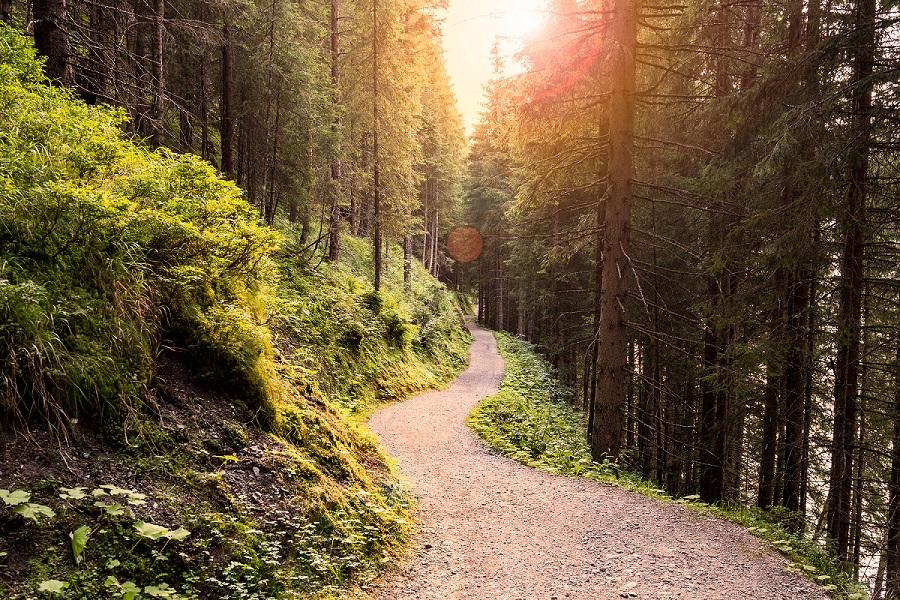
[498,0,545,40]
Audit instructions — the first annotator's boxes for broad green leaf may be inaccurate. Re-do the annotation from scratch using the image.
[144,583,178,598]
[38,579,68,594]
[70,525,90,563]
[126,491,147,506]
[101,484,134,497]
[167,527,191,541]
[94,501,125,516]
[134,521,169,540]
[1,489,31,506]
[121,581,141,600]
[59,487,87,500]
[14,502,56,522]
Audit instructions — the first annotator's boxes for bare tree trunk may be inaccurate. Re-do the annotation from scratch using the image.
[372,0,382,291]
[590,0,636,461]
[826,0,874,559]
[0,0,11,23]
[758,353,780,508]
[431,210,439,277]
[33,0,71,84]
[697,0,733,506]
[588,204,603,447]
[327,0,342,262]
[422,181,430,266]
[403,235,412,291]
[885,328,900,596]
[517,279,526,336]
[220,19,235,176]
[150,0,165,147]
[265,88,281,225]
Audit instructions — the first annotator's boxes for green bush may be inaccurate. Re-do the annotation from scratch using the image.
[0,25,280,430]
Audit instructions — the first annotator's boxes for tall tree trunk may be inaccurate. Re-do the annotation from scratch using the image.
[590,0,636,461]
[372,0,382,291]
[80,1,110,105]
[886,331,900,597]
[265,88,281,226]
[150,0,165,147]
[0,0,11,23]
[782,271,809,513]
[698,0,733,505]
[33,0,71,84]
[588,206,603,447]
[851,285,870,575]
[403,235,412,291]
[220,19,235,175]
[826,0,874,560]
[758,353,780,509]
[327,0,342,262]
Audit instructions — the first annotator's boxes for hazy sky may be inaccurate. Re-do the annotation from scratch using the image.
[442,0,543,134]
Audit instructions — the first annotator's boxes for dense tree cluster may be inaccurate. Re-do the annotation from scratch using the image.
[7,0,465,285]
[467,0,899,592]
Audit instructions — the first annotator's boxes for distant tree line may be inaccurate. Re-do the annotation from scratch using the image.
[6,0,466,287]
[467,0,899,593]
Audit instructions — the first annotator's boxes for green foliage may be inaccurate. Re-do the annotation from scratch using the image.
[470,332,868,600]
[0,26,471,600]
[0,25,280,430]
[69,526,90,564]
[274,234,470,416]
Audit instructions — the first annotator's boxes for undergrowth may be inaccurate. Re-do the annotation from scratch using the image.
[468,331,868,600]
[0,26,469,599]
[0,24,280,432]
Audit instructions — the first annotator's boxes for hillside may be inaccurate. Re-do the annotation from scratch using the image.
[0,28,469,599]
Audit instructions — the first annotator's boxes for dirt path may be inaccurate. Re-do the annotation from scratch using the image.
[367,322,826,600]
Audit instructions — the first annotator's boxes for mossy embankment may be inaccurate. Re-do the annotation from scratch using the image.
[469,331,866,600]
[0,26,469,599]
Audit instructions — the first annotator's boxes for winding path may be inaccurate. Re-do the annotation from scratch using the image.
[367,322,827,600]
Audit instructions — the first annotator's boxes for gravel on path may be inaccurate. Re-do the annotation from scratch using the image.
[367,322,827,600]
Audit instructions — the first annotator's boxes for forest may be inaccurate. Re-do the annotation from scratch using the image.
[465,0,900,595]
[0,0,898,598]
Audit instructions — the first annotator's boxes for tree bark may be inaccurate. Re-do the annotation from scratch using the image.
[372,0,382,291]
[758,350,780,508]
[327,0,342,262]
[150,0,165,147]
[33,0,71,84]
[590,0,636,462]
[887,331,900,597]
[403,235,412,291]
[220,19,235,175]
[826,0,874,560]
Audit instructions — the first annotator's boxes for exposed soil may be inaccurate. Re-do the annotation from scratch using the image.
[367,322,828,600]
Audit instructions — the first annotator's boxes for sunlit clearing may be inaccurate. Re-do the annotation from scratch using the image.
[499,0,545,40]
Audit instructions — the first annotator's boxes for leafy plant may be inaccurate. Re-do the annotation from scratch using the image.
[69,525,90,564]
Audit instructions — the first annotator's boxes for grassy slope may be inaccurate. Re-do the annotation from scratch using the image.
[0,27,469,600]
[468,331,867,600]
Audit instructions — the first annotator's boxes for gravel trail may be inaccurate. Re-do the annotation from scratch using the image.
[367,322,827,600]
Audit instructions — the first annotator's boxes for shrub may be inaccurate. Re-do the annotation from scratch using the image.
[0,26,280,430]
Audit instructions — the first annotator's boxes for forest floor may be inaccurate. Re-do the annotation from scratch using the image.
[366,322,828,600]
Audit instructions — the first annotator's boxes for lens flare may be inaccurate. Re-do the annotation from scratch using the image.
[447,227,485,263]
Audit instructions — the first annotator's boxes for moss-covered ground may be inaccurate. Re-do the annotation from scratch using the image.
[468,331,867,600]
[0,26,470,600]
